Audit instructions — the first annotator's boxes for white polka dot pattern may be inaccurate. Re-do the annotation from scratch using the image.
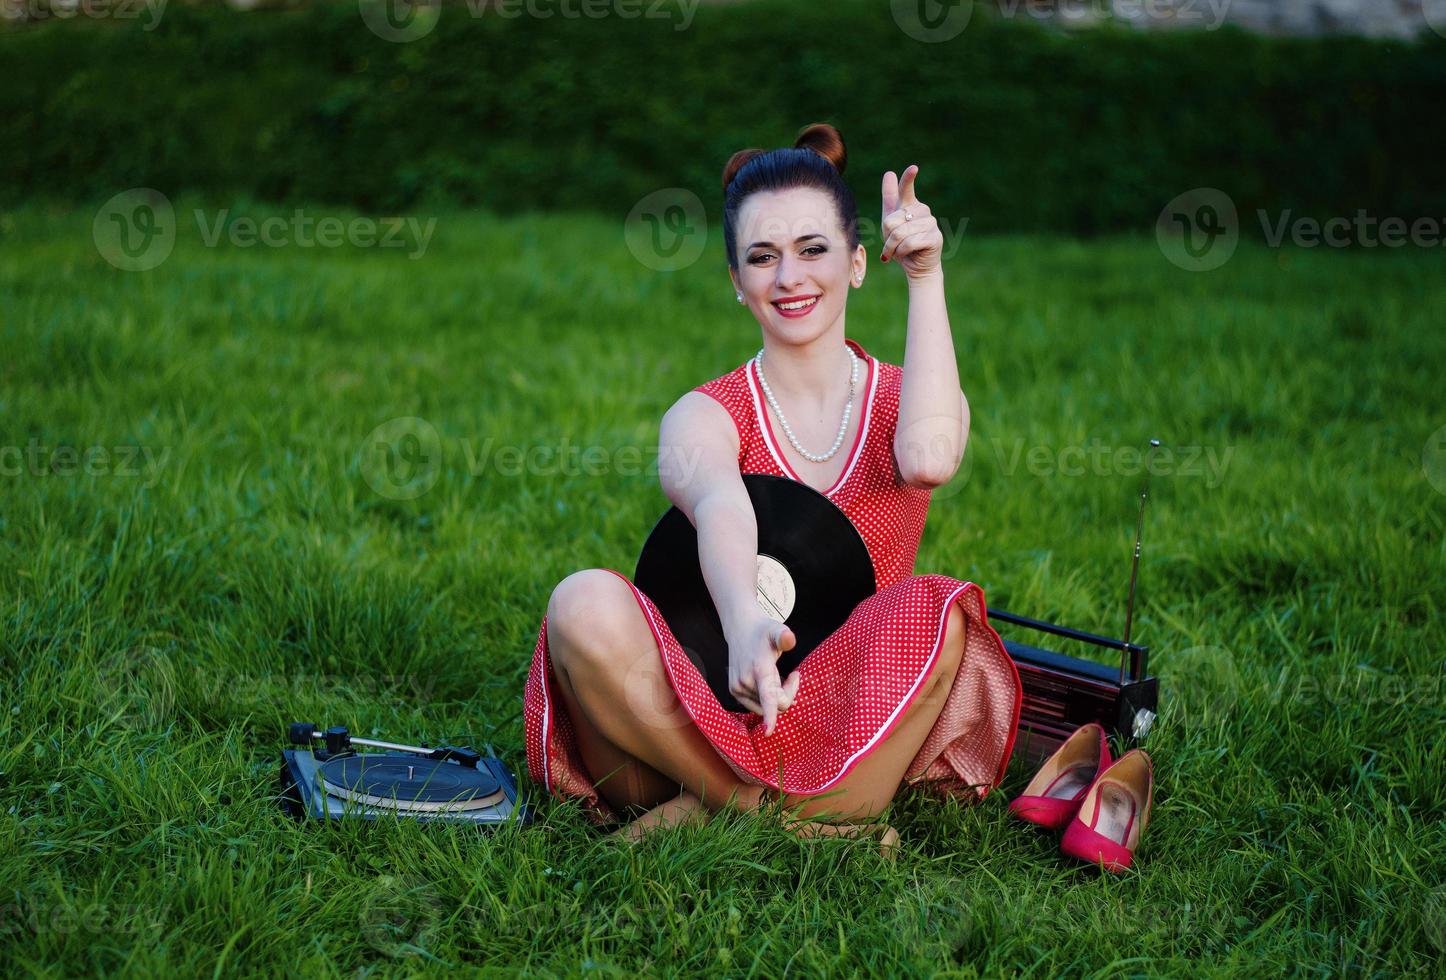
[522,339,1023,826]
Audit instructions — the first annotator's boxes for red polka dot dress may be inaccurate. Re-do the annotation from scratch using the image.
[522,338,1022,824]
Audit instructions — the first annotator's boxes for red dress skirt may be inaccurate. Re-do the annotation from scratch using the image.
[523,339,1022,824]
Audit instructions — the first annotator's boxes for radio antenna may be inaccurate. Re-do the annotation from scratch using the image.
[1119,438,1160,684]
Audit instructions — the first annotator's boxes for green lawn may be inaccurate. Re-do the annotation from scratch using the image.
[1,201,1443,976]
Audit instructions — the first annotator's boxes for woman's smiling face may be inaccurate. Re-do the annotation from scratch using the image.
[731,186,865,344]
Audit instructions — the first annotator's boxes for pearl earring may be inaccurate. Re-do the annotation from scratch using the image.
[736,293,744,303]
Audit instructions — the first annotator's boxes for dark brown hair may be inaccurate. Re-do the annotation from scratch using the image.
[721,122,860,271]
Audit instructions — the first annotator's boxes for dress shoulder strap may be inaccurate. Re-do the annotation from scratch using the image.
[691,363,753,465]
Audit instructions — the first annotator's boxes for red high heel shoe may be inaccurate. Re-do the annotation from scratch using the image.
[1007,722,1111,830]
[1059,749,1154,873]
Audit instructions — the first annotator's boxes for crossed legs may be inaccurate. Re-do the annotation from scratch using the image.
[544,569,967,837]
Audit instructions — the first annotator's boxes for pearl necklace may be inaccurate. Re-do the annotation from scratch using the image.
[754,344,859,463]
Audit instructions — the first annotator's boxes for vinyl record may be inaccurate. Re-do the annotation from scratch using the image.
[635,473,876,713]
[320,755,505,812]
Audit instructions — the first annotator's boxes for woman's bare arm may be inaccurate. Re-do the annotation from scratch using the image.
[880,164,970,488]
[893,271,969,488]
[658,392,799,732]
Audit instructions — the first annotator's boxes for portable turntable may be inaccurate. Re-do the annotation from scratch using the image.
[278,723,530,826]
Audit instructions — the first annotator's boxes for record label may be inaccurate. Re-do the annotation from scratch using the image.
[755,553,796,621]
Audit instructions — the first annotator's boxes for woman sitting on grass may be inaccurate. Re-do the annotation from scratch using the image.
[522,122,1021,850]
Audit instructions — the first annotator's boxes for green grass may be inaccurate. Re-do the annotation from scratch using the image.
[1,200,1443,976]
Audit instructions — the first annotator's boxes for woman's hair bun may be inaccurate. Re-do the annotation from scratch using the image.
[721,124,848,191]
[794,122,847,176]
[721,148,764,192]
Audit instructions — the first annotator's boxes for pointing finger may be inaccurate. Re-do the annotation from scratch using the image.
[757,663,784,735]
[780,669,801,708]
[881,170,899,220]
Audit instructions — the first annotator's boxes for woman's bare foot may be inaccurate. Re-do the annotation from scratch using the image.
[784,817,901,861]
[608,790,711,842]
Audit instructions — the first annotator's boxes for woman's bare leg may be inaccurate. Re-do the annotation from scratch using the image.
[776,602,968,827]
[547,569,970,846]
[607,789,712,841]
[546,569,768,819]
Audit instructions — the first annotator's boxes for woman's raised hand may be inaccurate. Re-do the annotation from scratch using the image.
[725,614,801,736]
[880,164,944,281]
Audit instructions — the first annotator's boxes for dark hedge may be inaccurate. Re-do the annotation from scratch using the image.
[4,0,1444,235]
